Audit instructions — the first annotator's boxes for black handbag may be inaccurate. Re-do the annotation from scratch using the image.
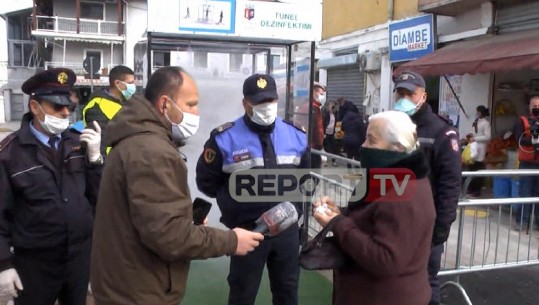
[299,222,346,270]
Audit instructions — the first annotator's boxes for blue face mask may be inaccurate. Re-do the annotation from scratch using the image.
[119,81,136,100]
[394,98,418,116]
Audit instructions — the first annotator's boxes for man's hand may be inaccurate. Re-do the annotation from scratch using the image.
[0,269,23,298]
[80,121,102,162]
[232,228,264,255]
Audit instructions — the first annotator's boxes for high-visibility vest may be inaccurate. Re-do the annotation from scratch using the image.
[82,97,122,155]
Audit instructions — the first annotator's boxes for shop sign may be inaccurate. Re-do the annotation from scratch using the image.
[389,14,434,63]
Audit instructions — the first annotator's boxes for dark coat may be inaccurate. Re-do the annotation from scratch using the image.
[90,95,237,305]
[411,104,461,245]
[331,151,435,305]
[341,103,366,148]
[0,113,102,270]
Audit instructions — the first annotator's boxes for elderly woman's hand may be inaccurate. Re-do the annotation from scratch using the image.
[312,196,341,227]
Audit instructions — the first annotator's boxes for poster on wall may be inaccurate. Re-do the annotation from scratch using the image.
[439,75,463,128]
[179,0,235,34]
[147,0,322,41]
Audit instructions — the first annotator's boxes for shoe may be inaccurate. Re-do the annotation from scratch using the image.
[513,223,529,232]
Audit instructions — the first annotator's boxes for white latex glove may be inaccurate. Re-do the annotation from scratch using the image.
[80,121,102,162]
[0,269,23,298]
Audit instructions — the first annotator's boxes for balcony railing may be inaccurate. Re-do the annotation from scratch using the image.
[45,61,121,76]
[33,16,124,37]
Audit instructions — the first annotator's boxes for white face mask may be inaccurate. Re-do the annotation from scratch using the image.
[318,94,326,106]
[36,103,69,135]
[251,102,278,126]
[164,98,200,141]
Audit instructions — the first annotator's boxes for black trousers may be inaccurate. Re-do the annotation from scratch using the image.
[428,244,444,305]
[344,144,361,169]
[467,161,486,196]
[228,225,299,305]
[323,135,339,162]
[14,239,91,305]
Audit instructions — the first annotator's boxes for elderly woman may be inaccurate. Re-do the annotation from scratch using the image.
[313,111,435,305]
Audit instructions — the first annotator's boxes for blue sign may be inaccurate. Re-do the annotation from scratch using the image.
[389,14,434,63]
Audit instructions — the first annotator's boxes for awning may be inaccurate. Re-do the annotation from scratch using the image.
[394,30,539,76]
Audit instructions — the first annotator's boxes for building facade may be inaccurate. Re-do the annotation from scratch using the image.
[1,0,148,122]
[320,0,539,145]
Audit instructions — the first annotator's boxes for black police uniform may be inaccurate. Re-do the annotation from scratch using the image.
[196,74,308,305]
[411,104,462,305]
[0,69,102,305]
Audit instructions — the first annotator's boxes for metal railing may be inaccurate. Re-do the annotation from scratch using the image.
[44,62,121,76]
[304,150,539,305]
[33,16,124,36]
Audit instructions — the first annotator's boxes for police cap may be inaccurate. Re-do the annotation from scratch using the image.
[22,68,76,106]
[393,71,426,92]
[243,74,278,105]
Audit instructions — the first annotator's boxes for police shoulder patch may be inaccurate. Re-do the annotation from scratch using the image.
[282,119,306,133]
[204,147,217,164]
[450,138,460,152]
[210,122,234,137]
[0,132,18,153]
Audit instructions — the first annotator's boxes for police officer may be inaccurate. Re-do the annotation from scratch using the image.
[0,68,103,305]
[393,71,461,305]
[196,74,308,305]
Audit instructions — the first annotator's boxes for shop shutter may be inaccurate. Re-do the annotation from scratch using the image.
[497,2,539,34]
[326,66,365,116]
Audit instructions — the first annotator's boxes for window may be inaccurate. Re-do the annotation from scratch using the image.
[229,53,243,72]
[264,54,281,70]
[9,41,34,67]
[85,50,102,73]
[194,52,208,69]
[153,52,170,69]
[81,2,104,20]
[8,15,31,40]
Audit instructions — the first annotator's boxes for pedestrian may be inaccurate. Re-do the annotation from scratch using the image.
[322,100,339,166]
[340,100,365,168]
[468,105,491,197]
[82,65,135,156]
[513,96,539,231]
[196,74,308,305]
[294,82,326,168]
[90,66,263,305]
[312,111,435,305]
[0,68,103,305]
[393,71,461,305]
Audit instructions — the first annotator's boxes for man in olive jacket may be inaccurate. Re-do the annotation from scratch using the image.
[90,67,263,305]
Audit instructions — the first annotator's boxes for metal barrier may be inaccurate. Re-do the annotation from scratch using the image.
[305,150,539,305]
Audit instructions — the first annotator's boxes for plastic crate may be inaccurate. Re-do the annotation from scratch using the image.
[493,177,511,198]
[511,179,520,198]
